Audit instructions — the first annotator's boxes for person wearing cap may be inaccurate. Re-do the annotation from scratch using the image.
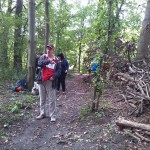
[36,44,61,122]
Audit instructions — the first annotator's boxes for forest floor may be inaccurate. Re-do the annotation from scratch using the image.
[0,73,150,150]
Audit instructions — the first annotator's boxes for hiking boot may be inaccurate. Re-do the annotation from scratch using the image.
[51,117,56,122]
[36,114,45,120]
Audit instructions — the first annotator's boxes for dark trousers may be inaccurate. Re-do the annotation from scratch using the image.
[57,74,66,92]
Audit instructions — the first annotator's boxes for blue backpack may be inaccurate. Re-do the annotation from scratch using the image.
[12,78,27,92]
[92,64,99,72]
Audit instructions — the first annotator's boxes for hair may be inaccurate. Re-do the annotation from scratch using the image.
[38,52,43,56]
[57,53,64,60]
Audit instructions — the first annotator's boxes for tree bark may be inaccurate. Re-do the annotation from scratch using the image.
[44,0,50,51]
[78,18,85,73]
[136,0,150,60]
[78,40,82,73]
[13,0,23,71]
[105,0,124,54]
[27,0,36,90]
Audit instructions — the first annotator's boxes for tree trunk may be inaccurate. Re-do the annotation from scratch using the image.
[105,0,124,55]
[0,0,1,10]
[44,0,50,51]
[107,0,112,53]
[78,41,82,73]
[136,0,150,60]
[56,31,60,54]
[78,18,85,73]
[91,86,96,111]
[13,0,23,71]
[27,0,36,90]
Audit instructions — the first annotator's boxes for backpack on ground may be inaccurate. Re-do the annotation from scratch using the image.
[12,78,27,92]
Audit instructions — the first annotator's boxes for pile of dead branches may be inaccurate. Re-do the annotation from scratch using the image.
[113,60,150,116]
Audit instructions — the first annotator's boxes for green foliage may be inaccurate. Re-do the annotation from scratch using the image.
[95,111,105,118]
[0,94,36,129]
[22,95,36,105]
[0,68,27,81]
[0,113,24,128]
[9,102,21,113]
[0,0,147,75]
[0,130,6,137]
[80,106,91,120]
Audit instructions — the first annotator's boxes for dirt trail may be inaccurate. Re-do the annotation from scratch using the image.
[0,74,150,150]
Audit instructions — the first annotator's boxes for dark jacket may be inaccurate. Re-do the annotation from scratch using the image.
[60,59,69,75]
[36,54,61,89]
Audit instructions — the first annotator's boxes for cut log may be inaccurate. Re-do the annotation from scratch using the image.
[116,117,150,132]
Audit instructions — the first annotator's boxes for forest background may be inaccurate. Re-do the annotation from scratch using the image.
[0,0,148,88]
[2,1,150,148]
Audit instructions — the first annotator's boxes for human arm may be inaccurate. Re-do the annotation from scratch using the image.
[38,54,51,67]
[51,60,61,79]
[64,59,69,73]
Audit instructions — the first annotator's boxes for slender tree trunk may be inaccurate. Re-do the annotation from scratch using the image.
[78,41,82,73]
[136,0,150,60]
[105,0,124,55]
[92,86,96,111]
[107,0,112,53]
[13,0,23,71]
[78,18,85,73]
[56,31,60,54]
[27,0,36,90]
[44,0,50,51]
[0,0,1,10]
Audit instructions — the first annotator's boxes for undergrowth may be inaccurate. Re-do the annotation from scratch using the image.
[0,93,37,137]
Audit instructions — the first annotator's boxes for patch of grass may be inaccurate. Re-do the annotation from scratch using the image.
[99,99,111,110]
[9,102,21,113]
[0,129,6,137]
[95,111,105,118]
[80,106,91,120]
[0,94,37,129]
[22,94,36,104]
[2,100,21,113]
[0,113,24,127]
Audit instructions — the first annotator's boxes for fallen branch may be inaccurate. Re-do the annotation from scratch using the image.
[127,132,141,141]
[135,132,150,142]
[116,117,150,132]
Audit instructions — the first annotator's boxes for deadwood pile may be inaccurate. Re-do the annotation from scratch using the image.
[111,58,150,142]
[111,59,150,116]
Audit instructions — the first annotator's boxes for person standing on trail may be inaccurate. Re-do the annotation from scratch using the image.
[36,44,61,122]
[57,53,69,93]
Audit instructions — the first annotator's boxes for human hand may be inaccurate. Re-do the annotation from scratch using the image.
[65,70,68,73]
[49,77,54,80]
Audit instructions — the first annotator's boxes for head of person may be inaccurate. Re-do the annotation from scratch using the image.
[46,44,54,56]
[57,53,64,61]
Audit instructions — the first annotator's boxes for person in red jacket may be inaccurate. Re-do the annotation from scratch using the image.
[36,44,61,122]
